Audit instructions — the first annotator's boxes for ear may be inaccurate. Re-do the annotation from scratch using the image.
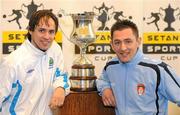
[110,40,115,51]
[137,37,141,46]
[29,31,32,35]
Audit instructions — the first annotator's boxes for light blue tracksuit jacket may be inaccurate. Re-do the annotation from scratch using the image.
[96,49,180,115]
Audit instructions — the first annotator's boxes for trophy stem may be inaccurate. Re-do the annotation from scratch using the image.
[80,46,86,57]
[73,46,92,65]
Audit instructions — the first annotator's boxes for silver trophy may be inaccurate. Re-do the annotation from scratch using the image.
[68,12,97,91]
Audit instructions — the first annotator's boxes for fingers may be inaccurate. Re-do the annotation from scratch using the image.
[49,104,58,110]
[102,96,116,107]
[102,88,116,107]
[49,96,65,110]
[57,99,64,107]
[49,87,66,110]
[49,98,59,110]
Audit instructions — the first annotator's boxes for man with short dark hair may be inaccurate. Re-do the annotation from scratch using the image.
[96,20,180,115]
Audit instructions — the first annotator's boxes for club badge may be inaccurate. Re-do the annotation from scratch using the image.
[49,57,54,69]
[137,83,145,95]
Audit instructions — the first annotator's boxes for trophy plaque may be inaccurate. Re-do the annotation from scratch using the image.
[69,12,97,92]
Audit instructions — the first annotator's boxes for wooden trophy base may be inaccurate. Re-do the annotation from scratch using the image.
[53,91,115,115]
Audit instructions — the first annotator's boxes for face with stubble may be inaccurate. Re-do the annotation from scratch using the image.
[111,28,141,63]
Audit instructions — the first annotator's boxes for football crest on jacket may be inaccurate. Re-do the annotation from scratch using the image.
[137,83,145,95]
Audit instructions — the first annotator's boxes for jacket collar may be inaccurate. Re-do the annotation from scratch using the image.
[119,48,143,66]
[24,39,46,56]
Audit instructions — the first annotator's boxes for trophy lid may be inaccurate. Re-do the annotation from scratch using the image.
[70,12,95,20]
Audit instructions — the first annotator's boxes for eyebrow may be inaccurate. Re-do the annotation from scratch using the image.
[113,37,132,41]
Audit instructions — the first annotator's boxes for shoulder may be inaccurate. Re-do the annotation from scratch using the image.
[104,57,119,71]
[2,42,29,66]
[138,56,170,72]
[47,41,64,61]
[48,41,62,54]
[51,41,62,50]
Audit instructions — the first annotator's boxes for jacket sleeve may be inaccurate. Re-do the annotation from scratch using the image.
[159,65,180,106]
[96,68,111,95]
[52,47,70,96]
[0,60,16,110]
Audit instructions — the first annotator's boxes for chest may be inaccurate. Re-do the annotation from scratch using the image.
[16,56,56,89]
[106,65,158,94]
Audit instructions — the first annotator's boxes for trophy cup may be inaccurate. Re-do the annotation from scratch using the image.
[68,12,97,92]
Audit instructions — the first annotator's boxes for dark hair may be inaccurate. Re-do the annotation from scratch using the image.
[26,9,59,39]
[110,20,139,40]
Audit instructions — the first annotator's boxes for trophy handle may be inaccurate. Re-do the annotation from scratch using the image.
[57,9,72,42]
[58,23,71,41]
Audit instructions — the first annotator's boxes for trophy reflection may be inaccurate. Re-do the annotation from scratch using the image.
[69,12,97,91]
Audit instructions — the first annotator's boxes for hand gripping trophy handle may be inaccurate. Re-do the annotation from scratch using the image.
[59,11,97,92]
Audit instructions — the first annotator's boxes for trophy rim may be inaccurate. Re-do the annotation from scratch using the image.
[72,64,95,69]
[70,12,95,20]
[70,76,97,80]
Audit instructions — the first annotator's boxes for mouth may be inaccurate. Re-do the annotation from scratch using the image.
[120,52,129,57]
[41,41,50,46]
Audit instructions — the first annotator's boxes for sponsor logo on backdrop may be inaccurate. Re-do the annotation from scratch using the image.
[93,2,133,31]
[143,4,180,61]
[2,0,62,54]
[3,0,44,30]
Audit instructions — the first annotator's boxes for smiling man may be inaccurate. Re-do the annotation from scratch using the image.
[0,10,70,115]
[96,20,180,115]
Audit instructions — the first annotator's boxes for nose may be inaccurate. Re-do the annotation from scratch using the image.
[120,42,127,51]
[44,32,51,40]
